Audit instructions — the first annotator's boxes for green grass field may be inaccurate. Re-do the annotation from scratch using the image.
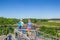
[40,22,60,27]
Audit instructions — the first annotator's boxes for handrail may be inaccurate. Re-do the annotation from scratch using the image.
[38,31,60,40]
[14,28,60,40]
[14,29,31,40]
[0,35,7,40]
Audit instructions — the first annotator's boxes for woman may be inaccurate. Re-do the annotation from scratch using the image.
[18,19,24,29]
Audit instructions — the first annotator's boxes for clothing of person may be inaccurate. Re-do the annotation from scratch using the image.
[18,21,24,29]
[7,35,12,40]
[27,22,32,31]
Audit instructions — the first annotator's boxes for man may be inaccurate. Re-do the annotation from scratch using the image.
[27,19,37,39]
[27,19,33,36]
[27,19,32,31]
[18,19,24,29]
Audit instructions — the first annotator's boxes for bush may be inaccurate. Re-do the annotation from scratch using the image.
[39,26,58,37]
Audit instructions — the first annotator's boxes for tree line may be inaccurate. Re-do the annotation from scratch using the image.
[0,17,60,38]
[0,17,48,35]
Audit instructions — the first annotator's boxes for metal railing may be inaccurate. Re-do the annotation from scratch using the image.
[14,28,60,40]
[0,26,59,40]
[37,31,60,40]
[14,29,31,40]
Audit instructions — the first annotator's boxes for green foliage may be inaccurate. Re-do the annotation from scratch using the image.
[0,17,60,38]
[41,22,60,27]
[40,19,48,22]
[0,25,14,35]
[23,19,28,23]
[0,17,19,25]
[39,26,58,37]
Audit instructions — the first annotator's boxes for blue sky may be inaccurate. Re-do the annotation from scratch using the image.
[0,0,60,19]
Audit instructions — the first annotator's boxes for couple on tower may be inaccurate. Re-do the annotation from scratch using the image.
[18,19,34,33]
[18,19,34,36]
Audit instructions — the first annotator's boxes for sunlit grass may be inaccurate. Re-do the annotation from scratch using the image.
[41,22,60,27]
